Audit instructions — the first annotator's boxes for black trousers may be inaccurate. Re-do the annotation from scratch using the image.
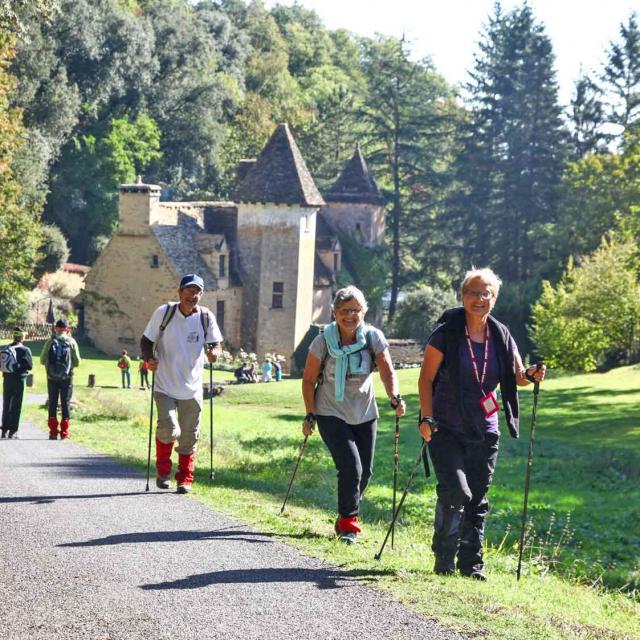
[2,374,26,434]
[428,428,499,574]
[47,377,73,420]
[317,415,377,518]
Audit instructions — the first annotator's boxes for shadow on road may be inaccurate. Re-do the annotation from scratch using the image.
[140,566,391,591]
[0,491,155,505]
[14,456,140,479]
[59,525,325,547]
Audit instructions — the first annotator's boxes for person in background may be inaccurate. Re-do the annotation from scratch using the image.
[41,319,81,440]
[138,356,150,389]
[118,350,132,388]
[1,328,33,439]
[301,285,406,544]
[141,274,223,494]
[273,358,283,382]
[262,358,273,382]
[418,267,546,581]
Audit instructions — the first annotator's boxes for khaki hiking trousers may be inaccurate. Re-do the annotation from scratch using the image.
[154,392,202,455]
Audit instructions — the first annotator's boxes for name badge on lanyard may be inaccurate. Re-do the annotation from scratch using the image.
[465,325,500,418]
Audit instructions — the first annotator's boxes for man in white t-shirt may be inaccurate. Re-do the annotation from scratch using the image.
[141,273,223,493]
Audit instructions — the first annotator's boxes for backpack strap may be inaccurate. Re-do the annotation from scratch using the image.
[199,306,211,343]
[159,303,178,332]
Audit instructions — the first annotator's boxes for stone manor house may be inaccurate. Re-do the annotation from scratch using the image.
[84,123,385,369]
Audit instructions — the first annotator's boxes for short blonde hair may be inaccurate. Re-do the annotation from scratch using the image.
[460,267,502,298]
[332,286,369,314]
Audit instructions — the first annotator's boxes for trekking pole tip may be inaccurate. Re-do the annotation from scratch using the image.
[374,552,382,561]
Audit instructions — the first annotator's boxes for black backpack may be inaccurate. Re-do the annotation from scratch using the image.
[47,336,72,380]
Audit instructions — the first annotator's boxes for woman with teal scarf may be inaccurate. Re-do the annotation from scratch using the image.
[302,286,406,544]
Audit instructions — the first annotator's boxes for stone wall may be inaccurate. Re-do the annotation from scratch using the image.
[85,229,242,355]
[237,203,318,367]
[387,338,425,367]
[320,202,385,247]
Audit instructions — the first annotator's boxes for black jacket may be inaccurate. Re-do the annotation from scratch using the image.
[435,307,520,439]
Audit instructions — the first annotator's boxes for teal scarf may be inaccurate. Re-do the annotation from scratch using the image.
[323,321,367,401]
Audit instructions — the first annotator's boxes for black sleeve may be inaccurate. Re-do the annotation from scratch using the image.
[140,335,155,360]
[19,346,33,374]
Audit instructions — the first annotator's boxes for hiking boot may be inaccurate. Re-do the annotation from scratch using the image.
[47,417,59,439]
[59,418,70,439]
[337,531,357,544]
[7,432,18,439]
[466,570,487,581]
[176,483,192,494]
[433,564,455,576]
[1,430,7,439]
[156,476,171,490]
[334,516,361,544]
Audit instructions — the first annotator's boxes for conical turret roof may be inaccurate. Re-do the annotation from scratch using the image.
[234,123,325,207]
[324,145,385,205]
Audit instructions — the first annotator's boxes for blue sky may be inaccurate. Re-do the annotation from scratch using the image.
[264,0,639,105]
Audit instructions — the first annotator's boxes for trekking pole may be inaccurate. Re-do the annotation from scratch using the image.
[209,362,214,480]
[517,361,544,580]
[375,439,427,561]
[391,415,400,549]
[280,434,309,514]
[145,370,156,492]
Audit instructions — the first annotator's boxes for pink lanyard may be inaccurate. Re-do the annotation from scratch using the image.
[464,324,489,394]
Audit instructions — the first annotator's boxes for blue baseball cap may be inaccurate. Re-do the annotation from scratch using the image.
[179,273,204,290]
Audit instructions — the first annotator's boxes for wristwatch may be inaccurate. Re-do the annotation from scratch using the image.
[389,394,403,408]
[304,412,316,425]
[419,416,438,429]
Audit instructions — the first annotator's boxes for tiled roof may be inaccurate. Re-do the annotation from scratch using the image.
[234,123,325,207]
[151,214,217,289]
[324,145,385,205]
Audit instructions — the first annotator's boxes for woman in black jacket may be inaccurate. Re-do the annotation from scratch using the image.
[418,268,545,580]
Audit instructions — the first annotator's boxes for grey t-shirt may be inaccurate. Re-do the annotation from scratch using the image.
[309,326,389,425]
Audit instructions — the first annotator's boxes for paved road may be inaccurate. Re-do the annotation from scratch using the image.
[0,420,461,640]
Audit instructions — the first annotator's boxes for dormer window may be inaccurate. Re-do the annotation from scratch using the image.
[219,254,226,278]
[151,255,159,268]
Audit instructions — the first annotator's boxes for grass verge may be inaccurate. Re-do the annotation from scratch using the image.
[22,342,640,640]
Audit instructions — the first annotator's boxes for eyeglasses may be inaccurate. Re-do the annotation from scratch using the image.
[464,290,494,300]
[337,307,363,315]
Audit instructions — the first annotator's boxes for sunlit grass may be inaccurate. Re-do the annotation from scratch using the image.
[22,346,640,640]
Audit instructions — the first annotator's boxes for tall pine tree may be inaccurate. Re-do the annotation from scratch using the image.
[451,3,567,284]
[359,35,458,320]
[602,12,640,134]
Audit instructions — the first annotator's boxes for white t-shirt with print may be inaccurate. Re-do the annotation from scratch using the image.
[143,303,223,400]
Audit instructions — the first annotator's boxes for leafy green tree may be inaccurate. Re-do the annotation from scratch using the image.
[531,237,640,371]
[46,113,162,262]
[35,223,69,278]
[0,0,59,36]
[602,12,640,133]
[546,124,640,278]
[359,35,459,321]
[0,30,42,322]
[390,285,457,342]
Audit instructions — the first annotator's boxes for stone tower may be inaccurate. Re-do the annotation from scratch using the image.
[234,123,325,365]
[321,145,386,247]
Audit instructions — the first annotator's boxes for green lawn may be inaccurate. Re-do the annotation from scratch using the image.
[23,341,640,640]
